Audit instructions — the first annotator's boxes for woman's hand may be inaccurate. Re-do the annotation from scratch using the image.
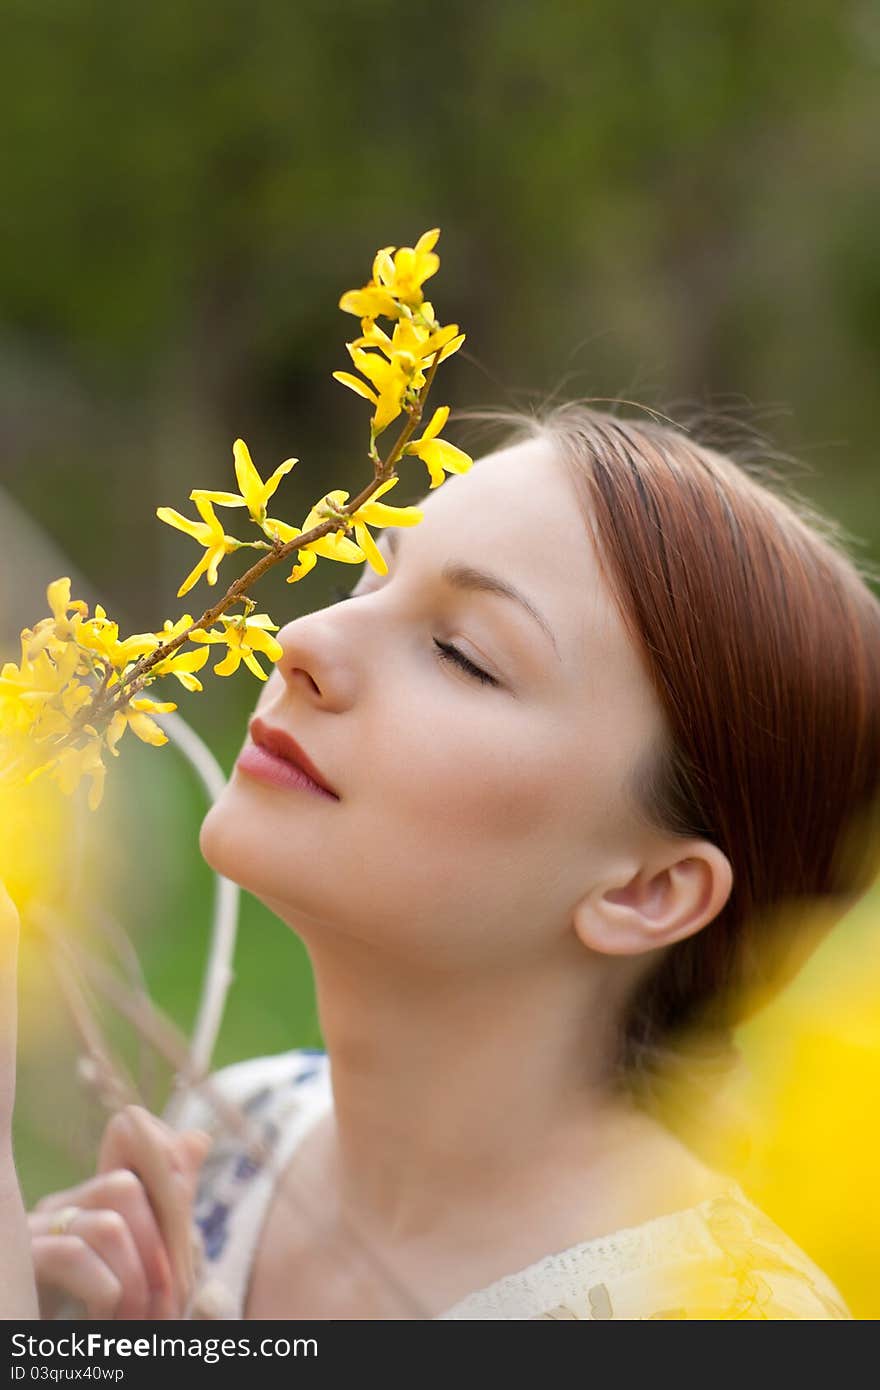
[29,1112,212,1320]
[0,878,40,1317]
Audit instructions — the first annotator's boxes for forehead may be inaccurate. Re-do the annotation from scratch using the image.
[394,436,627,671]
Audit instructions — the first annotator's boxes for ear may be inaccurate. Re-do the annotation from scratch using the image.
[571,840,733,958]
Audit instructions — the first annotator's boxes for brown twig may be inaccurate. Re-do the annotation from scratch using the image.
[68,346,445,739]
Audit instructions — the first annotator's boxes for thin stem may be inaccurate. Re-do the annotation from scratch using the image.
[93,908,161,1108]
[36,919,141,1112]
[28,900,275,1163]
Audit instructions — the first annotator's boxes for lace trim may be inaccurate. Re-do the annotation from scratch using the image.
[438,1191,851,1319]
[436,1188,738,1319]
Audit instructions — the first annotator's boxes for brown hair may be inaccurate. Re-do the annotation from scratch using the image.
[460,402,880,1096]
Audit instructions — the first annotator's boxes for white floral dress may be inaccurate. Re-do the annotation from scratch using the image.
[169,1048,851,1321]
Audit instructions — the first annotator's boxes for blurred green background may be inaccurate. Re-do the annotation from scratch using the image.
[3,0,879,1311]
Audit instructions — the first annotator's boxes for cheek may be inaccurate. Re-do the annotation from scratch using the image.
[371,705,622,928]
[367,716,577,921]
[394,695,577,843]
[415,738,558,841]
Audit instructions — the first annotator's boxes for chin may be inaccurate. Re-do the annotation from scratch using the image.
[198,788,266,884]
[198,797,232,877]
[197,785,316,918]
[199,800,269,900]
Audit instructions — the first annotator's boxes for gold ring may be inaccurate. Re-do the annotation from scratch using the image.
[48,1205,80,1236]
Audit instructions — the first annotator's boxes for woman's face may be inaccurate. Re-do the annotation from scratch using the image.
[199,435,667,970]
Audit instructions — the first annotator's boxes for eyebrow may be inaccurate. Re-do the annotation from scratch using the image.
[379,527,561,661]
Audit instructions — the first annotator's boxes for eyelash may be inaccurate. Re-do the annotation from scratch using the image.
[433,640,498,686]
[329,583,500,688]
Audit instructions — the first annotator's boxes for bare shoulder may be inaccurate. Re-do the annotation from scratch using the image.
[583,1108,736,1227]
[695,1192,852,1319]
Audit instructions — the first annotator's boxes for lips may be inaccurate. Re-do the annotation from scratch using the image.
[247,717,339,798]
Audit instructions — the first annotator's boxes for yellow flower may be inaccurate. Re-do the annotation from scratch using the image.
[333,341,418,436]
[46,577,89,639]
[72,604,160,672]
[191,614,283,681]
[351,314,465,370]
[11,581,154,678]
[278,481,423,583]
[377,228,441,307]
[151,645,210,693]
[334,232,461,438]
[0,635,82,734]
[339,229,441,319]
[58,739,107,811]
[15,577,89,662]
[156,496,242,597]
[34,733,108,811]
[156,614,198,641]
[325,478,423,576]
[337,280,399,322]
[20,691,177,808]
[150,616,211,692]
[106,696,178,755]
[30,679,93,742]
[190,439,298,526]
[263,504,365,585]
[402,406,474,489]
[333,300,465,438]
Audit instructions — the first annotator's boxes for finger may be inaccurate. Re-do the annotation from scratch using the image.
[31,1208,152,1319]
[32,1168,175,1307]
[96,1107,211,1306]
[31,1234,122,1320]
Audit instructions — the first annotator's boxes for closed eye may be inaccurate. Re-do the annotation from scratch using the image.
[330,583,500,688]
[432,640,498,686]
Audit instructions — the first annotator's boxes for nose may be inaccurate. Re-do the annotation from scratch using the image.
[265,603,360,711]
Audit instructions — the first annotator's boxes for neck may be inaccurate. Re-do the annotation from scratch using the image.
[292,926,637,1249]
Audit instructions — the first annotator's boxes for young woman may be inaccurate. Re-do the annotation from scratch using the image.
[14,404,880,1319]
